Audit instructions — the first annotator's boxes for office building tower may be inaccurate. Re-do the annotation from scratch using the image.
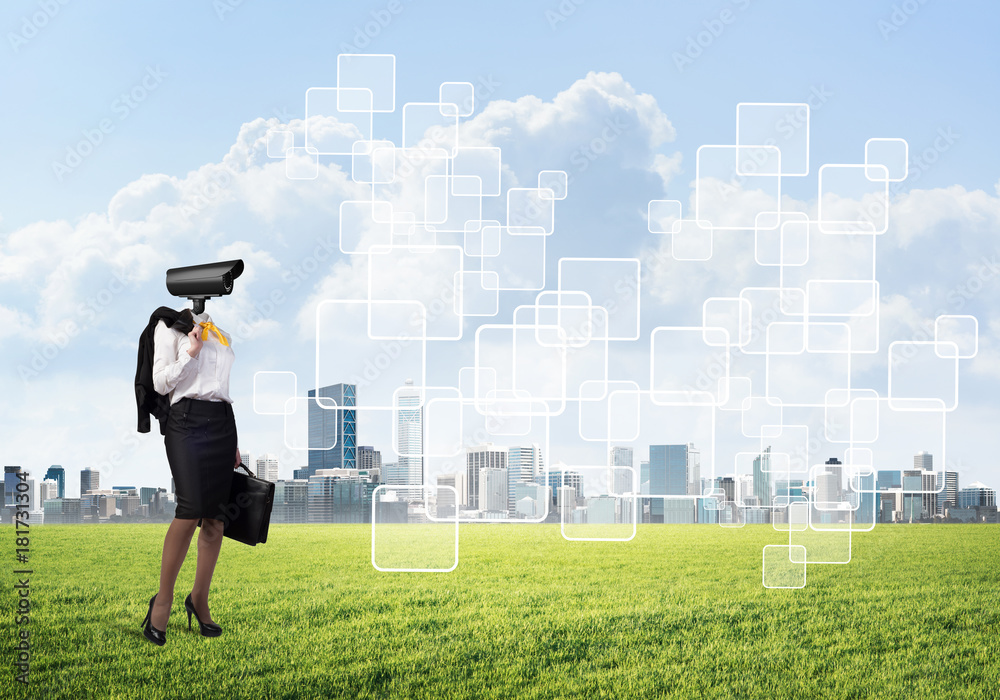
[45,466,66,498]
[43,497,83,525]
[305,383,357,479]
[358,446,383,472]
[609,446,634,496]
[939,471,959,515]
[81,468,100,495]
[140,487,158,506]
[39,479,59,504]
[4,466,24,508]
[480,467,509,514]
[815,469,840,508]
[308,468,377,523]
[877,470,901,491]
[752,447,773,509]
[240,450,251,469]
[396,379,424,489]
[273,479,309,523]
[958,482,996,508]
[687,445,701,496]
[648,444,696,523]
[383,461,407,485]
[514,481,546,519]
[914,451,933,471]
[719,477,736,503]
[256,453,279,482]
[508,445,544,516]
[902,470,924,521]
[466,444,507,510]
[438,472,468,515]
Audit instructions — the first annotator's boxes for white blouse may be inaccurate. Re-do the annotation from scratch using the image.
[152,311,235,405]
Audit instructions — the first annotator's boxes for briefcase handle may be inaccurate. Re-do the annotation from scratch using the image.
[235,462,253,477]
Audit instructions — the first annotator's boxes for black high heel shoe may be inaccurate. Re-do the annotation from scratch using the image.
[140,594,166,646]
[185,593,222,637]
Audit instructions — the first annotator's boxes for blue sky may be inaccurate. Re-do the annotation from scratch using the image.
[2,0,999,499]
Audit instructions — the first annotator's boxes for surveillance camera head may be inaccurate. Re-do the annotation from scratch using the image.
[165,259,244,314]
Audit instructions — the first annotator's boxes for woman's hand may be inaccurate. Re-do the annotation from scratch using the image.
[187,325,203,357]
[235,447,242,469]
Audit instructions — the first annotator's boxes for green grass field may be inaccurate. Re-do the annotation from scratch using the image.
[3,524,998,699]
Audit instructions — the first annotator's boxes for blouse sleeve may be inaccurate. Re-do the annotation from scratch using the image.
[152,319,198,396]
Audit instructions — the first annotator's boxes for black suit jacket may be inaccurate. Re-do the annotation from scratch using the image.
[135,306,194,435]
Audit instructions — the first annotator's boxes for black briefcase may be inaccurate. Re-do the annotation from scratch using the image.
[217,462,274,546]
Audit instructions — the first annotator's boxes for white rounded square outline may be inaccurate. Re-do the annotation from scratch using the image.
[438,81,475,118]
[253,370,297,416]
[864,137,908,182]
[538,170,568,200]
[371,484,458,573]
[887,340,959,411]
[933,314,978,359]
[762,544,807,589]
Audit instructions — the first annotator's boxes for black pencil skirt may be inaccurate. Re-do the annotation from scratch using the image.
[164,397,238,522]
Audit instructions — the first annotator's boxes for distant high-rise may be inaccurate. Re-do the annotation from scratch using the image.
[358,446,383,472]
[958,482,996,509]
[4,466,24,508]
[648,444,696,523]
[45,466,65,498]
[305,383,357,480]
[466,444,507,510]
[240,450,251,469]
[939,471,959,515]
[914,451,933,471]
[256,454,279,482]
[507,445,544,516]
[479,467,509,514]
[609,446,634,497]
[80,468,99,495]
[39,479,59,504]
[438,472,468,515]
[752,447,773,509]
[397,380,424,489]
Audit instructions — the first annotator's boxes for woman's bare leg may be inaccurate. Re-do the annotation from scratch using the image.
[151,518,199,630]
[189,517,225,624]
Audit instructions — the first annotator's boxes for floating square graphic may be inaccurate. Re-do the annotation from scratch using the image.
[372,486,458,572]
[763,545,807,589]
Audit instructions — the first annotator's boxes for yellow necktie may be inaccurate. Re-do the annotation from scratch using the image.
[198,321,230,346]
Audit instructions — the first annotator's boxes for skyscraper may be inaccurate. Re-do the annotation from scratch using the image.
[466,444,507,510]
[752,446,773,509]
[648,444,696,523]
[508,444,544,516]
[397,379,424,489]
[914,451,933,471]
[304,383,357,479]
[39,479,59,504]
[256,453,279,482]
[45,465,65,498]
[358,446,383,472]
[80,468,99,495]
[939,470,959,515]
[479,467,509,514]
